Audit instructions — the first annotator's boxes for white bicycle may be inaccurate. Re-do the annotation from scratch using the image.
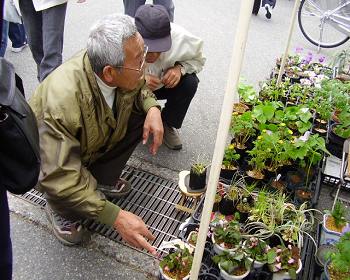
[298,0,350,48]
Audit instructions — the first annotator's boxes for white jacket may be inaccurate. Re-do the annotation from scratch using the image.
[146,23,206,88]
[13,0,68,11]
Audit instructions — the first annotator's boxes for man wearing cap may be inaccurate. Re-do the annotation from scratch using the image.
[29,14,162,255]
[135,4,205,150]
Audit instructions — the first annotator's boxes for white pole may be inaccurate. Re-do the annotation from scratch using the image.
[277,0,301,85]
[189,0,254,279]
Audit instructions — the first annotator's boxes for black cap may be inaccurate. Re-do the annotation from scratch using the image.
[135,4,172,52]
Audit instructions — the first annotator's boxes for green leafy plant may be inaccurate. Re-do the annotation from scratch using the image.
[244,237,269,263]
[222,144,240,169]
[159,245,193,280]
[212,248,252,276]
[252,101,282,124]
[230,111,256,149]
[190,162,206,175]
[238,79,258,105]
[334,110,350,139]
[325,201,348,229]
[267,245,301,280]
[326,232,350,280]
[213,220,243,249]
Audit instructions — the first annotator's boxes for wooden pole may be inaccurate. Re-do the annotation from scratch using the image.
[189,1,254,279]
[277,0,301,85]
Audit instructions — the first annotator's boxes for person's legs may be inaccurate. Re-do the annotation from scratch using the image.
[89,111,145,185]
[153,0,174,22]
[0,20,9,57]
[0,189,12,280]
[19,0,44,78]
[123,0,146,18]
[40,3,67,81]
[155,73,199,129]
[8,22,27,50]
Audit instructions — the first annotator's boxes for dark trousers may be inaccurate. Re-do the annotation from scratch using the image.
[154,73,199,129]
[88,111,145,185]
[0,189,12,280]
[19,0,67,81]
[8,22,27,48]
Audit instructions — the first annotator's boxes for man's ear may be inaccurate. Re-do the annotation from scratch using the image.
[102,65,116,83]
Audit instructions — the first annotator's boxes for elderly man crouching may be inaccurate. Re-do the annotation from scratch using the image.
[29,14,163,254]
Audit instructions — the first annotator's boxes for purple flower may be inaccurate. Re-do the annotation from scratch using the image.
[342,223,350,234]
[295,47,303,53]
[319,56,326,63]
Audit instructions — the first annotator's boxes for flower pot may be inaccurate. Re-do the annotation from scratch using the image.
[219,197,236,216]
[320,214,348,245]
[186,231,198,249]
[237,211,249,224]
[286,170,305,192]
[271,259,302,280]
[293,187,313,207]
[218,263,250,280]
[327,123,346,158]
[220,168,239,182]
[211,234,239,255]
[248,257,266,269]
[189,169,206,190]
[268,178,287,193]
[159,267,190,280]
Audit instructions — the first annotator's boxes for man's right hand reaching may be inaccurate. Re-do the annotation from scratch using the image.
[114,209,156,255]
[145,74,162,91]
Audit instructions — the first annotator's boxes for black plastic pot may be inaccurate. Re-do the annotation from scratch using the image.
[327,123,346,158]
[220,168,238,181]
[189,169,206,190]
[218,197,235,216]
[286,170,305,192]
[294,187,313,207]
[237,211,249,223]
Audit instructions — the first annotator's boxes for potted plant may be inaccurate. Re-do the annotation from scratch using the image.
[186,230,198,249]
[236,200,251,224]
[189,162,207,191]
[212,249,252,280]
[238,80,258,108]
[244,237,269,268]
[211,220,244,255]
[230,111,256,151]
[267,245,302,280]
[213,193,222,212]
[159,244,193,280]
[324,232,350,280]
[221,144,240,181]
[320,201,349,245]
[219,183,242,216]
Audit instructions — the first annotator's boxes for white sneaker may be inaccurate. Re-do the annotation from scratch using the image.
[265,4,272,19]
[11,43,27,53]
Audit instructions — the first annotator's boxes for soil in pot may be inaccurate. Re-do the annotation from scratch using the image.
[233,102,249,114]
[269,178,287,193]
[286,171,305,191]
[325,215,346,233]
[294,188,313,206]
[220,166,239,181]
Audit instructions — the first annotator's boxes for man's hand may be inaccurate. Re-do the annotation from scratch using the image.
[145,74,162,91]
[143,107,163,155]
[162,65,182,88]
[114,209,156,255]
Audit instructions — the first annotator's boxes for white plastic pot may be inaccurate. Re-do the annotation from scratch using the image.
[248,258,265,269]
[271,259,302,280]
[320,214,347,245]
[159,267,190,280]
[219,263,250,280]
[186,231,197,249]
[211,234,239,255]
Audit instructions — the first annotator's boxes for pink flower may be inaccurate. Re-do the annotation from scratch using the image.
[276,248,282,253]
[288,244,292,250]
[288,258,295,264]
[276,256,281,263]
[295,47,303,53]
[275,263,282,270]
[164,266,170,272]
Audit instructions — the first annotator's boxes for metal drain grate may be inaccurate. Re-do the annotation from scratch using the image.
[17,165,192,253]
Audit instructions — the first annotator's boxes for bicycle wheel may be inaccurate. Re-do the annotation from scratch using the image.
[298,0,350,48]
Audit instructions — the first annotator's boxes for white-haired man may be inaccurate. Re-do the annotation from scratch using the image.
[29,14,163,254]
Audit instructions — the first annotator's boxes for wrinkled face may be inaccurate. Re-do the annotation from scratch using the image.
[145,52,161,64]
[105,33,147,91]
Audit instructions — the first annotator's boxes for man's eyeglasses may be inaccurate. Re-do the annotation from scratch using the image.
[114,45,148,73]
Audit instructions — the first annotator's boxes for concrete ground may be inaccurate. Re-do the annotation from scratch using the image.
[4,0,350,279]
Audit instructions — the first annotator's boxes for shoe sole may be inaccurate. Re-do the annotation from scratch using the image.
[265,7,271,19]
[163,138,182,150]
[98,180,132,198]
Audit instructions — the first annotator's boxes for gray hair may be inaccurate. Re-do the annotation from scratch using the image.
[87,14,137,74]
